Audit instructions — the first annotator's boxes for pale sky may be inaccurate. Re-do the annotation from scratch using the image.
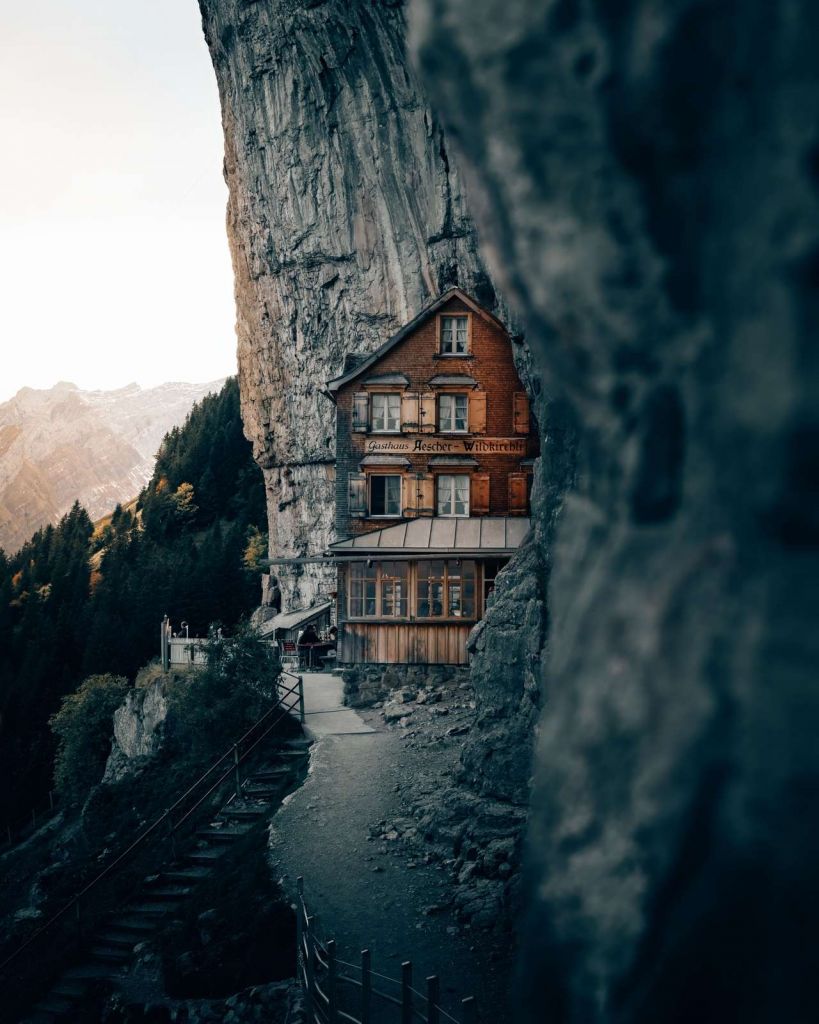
[0,0,237,403]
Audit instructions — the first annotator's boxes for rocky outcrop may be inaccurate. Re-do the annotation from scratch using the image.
[411,1,819,1021]
[197,0,499,610]
[0,380,223,554]
[103,679,169,783]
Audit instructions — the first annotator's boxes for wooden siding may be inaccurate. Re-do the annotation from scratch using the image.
[341,622,472,665]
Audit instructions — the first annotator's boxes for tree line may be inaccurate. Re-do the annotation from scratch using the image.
[0,377,268,826]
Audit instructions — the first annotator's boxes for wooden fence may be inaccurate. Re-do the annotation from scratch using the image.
[296,877,478,1024]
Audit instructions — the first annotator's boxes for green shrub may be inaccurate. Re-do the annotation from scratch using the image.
[50,674,129,803]
[165,622,280,767]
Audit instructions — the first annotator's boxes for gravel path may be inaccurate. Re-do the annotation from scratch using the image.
[268,673,513,1022]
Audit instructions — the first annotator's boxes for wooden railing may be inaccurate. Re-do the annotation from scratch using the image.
[296,877,478,1024]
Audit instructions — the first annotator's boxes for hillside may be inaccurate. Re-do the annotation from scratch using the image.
[0,379,225,555]
[0,377,266,827]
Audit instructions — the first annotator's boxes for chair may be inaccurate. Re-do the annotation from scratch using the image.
[280,640,299,670]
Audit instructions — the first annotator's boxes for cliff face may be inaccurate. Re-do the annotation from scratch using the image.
[411,1,819,1021]
[197,0,501,610]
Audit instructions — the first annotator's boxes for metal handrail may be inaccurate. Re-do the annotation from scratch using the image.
[0,671,305,974]
[296,877,477,1024]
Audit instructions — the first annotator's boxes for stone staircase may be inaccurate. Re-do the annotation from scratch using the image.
[26,738,311,1023]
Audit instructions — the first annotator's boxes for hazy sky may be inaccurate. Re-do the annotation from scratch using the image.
[0,0,237,403]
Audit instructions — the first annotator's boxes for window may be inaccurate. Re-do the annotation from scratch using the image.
[380,561,408,617]
[440,315,469,354]
[416,560,476,618]
[437,474,470,517]
[370,475,402,517]
[371,393,401,433]
[349,562,377,617]
[348,561,408,618]
[416,559,445,617]
[439,393,468,433]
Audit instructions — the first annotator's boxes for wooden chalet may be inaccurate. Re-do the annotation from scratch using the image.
[325,289,539,666]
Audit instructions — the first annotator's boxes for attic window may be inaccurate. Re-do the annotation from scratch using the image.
[439,315,469,355]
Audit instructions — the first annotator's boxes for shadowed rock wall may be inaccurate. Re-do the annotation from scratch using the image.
[411,1,819,1021]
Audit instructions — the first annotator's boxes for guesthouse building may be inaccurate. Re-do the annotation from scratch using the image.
[325,289,539,666]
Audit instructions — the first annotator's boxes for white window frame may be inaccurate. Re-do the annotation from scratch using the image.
[370,392,401,433]
[439,315,470,355]
[369,474,402,518]
[438,393,469,433]
[436,474,470,518]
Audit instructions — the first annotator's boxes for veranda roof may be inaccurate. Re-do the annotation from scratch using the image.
[258,598,334,636]
[328,517,531,558]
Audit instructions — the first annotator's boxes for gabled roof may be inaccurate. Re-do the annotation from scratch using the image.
[328,517,531,557]
[326,289,506,399]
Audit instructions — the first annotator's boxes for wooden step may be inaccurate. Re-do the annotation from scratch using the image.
[32,995,74,1015]
[241,785,278,798]
[187,846,228,863]
[144,884,193,898]
[114,915,157,933]
[90,945,131,963]
[63,964,121,980]
[95,929,139,948]
[52,979,89,999]
[248,769,289,781]
[127,900,180,915]
[221,805,267,820]
[162,866,212,883]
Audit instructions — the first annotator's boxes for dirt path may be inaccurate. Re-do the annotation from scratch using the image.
[268,672,513,1022]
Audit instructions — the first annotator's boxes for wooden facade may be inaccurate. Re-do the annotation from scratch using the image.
[326,289,539,666]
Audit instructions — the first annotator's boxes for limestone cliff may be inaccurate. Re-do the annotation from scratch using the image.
[197,0,501,611]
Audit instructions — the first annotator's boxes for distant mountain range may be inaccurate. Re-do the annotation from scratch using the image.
[0,380,226,554]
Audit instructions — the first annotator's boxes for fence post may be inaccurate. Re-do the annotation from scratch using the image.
[298,675,305,723]
[233,743,242,798]
[361,949,372,1024]
[305,915,317,1014]
[327,939,339,1023]
[295,879,304,990]
[461,995,477,1024]
[402,961,413,1024]
[426,976,440,1024]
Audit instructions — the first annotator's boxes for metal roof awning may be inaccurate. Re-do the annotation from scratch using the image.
[328,517,531,558]
[259,598,334,636]
[362,373,409,387]
[360,454,412,467]
[428,374,477,387]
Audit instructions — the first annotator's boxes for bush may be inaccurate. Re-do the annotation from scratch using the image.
[165,622,280,767]
[50,674,129,803]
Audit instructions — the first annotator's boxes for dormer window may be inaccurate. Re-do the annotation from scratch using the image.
[439,393,468,433]
[371,393,401,433]
[439,315,469,355]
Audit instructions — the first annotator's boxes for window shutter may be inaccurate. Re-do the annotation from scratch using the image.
[508,472,529,515]
[402,472,419,518]
[471,473,490,515]
[352,392,369,433]
[468,391,487,434]
[417,474,435,516]
[419,392,437,434]
[348,472,367,517]
[512,392,530,434]
[401,392,420,433]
